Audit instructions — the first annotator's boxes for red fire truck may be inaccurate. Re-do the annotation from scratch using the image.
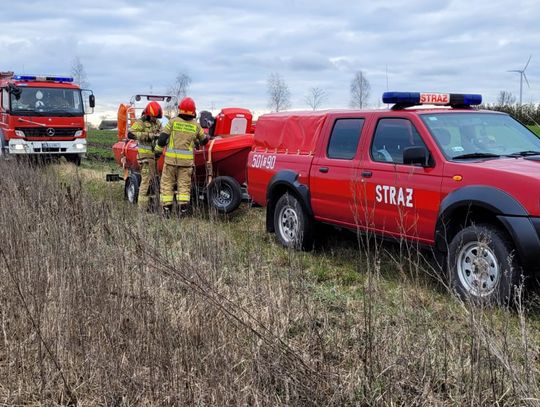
[247,92,540,303]
[0,71,95,165]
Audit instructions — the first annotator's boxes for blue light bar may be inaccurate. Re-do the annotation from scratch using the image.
[382,91,482,107]
[13,74,74,83]
[13,75,37,81]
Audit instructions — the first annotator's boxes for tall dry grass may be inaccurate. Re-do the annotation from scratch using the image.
[0,160,539,406]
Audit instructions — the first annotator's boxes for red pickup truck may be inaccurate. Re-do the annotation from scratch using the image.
[247,92,540,303]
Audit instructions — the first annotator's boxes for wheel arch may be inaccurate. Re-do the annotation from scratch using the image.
[265,170,312,232]
[434,185,540,273]
[435,186,527,252]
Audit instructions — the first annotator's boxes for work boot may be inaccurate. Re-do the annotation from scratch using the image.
[178,204,190,216]
[162,205,172,218]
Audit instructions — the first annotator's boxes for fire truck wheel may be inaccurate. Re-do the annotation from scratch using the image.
[207,176,242,214]
[448,224,519,304]
[66,154,81,166]
[124,172,140,204]
[274,192,313,250]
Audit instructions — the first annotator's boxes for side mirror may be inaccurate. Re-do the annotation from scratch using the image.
[89,94,95,108]
[403,146,430,166]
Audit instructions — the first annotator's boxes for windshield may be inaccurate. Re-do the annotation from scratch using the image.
[9,86,83,117]
[420,112,540,159]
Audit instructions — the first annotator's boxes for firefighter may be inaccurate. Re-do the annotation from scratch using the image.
[154,97,207,215]
[127,101,163,209]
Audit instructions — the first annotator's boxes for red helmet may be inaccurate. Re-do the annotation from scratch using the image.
[179,97,196,117]
[143,101,163,119]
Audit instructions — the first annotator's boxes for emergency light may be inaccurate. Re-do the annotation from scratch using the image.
[13,75,74,83]
[382,92,482,107]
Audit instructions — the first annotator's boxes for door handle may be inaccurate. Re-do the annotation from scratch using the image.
[319,167,329,173]
[361,170,372,178]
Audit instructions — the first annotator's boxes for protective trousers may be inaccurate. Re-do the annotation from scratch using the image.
[160,164,192,208]
[138,158,159,206]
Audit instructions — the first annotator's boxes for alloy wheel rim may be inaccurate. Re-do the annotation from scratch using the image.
[278,205,299,243]
[457,241,500,297]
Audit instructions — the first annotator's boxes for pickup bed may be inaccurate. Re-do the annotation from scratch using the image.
[247,92,540,303]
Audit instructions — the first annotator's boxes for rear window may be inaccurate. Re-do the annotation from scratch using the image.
[327,118,364,159]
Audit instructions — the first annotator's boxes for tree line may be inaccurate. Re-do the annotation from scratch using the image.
[75,57,537,124]
[480,91,540,125]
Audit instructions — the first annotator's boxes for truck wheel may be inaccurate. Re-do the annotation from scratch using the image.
[124,172,140,204]
[448,224,519,304]
[207,176,242,214]
[274,192,313,250]
[66,154,81,166]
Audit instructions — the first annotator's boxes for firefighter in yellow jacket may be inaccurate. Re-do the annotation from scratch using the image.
[154,97,208,214]
[127,101,163,209]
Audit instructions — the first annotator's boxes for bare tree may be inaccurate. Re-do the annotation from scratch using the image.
[166,72,192,117]
[350,70,370,109]
[496,90,516,106]
[71,56,89,88]
[267,72,291,112]
[305,87,328,110]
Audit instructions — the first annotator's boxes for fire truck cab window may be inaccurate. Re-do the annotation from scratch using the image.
[327,118,364,160]
[371,118,426,164]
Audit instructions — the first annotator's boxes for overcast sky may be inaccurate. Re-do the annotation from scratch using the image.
[1,0,539,122]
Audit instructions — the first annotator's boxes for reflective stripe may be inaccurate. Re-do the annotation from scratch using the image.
[165,148,193,159]
[138,143,153,154]
[154,145,164,152]
[161,194,174,204]
[176,193,190,202]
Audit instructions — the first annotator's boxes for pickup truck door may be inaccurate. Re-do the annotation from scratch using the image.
[360,117,443,244]
[310,117,366,227]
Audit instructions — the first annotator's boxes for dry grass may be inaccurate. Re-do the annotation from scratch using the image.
[0,160,539,406]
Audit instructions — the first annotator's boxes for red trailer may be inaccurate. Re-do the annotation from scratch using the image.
[108,96,254,214]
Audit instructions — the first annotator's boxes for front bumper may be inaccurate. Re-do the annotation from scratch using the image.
[8,139,86,155]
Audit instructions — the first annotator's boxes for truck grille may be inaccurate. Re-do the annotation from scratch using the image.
[16,127,81,137]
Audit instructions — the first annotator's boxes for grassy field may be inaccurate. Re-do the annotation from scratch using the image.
[529,124,540,136]
[1,131,540,405]
[87,129,117,161]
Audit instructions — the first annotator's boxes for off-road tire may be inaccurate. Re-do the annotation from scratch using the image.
[273,192,313,250]
[447,224,520,304]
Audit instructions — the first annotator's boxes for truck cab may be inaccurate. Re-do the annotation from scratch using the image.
[0,72,95,164]
[247,92,540,303]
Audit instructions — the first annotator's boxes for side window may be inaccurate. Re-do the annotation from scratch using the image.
[371,118,426,164]
[1,88,9,111]
[327,118,364,160]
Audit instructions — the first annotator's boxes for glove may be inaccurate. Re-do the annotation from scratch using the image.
[154,144,163,159]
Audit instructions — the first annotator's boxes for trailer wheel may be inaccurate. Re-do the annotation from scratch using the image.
[274,192,313,250]
[448,224,519,304]
[124,172,140,204]
[207,176,242,214]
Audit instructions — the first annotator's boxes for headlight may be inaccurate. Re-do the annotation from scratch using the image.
[74,130,83,137]
[14,144,25,150]
[15,130,25,137]
[74,143,85,150]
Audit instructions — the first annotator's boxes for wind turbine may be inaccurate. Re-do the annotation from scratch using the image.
[508,55,532,106]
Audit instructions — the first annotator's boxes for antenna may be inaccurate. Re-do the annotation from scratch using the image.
[508,55,532,106]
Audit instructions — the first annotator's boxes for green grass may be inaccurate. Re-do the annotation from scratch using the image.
[87,129,118,161]
[529,124,540,136]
